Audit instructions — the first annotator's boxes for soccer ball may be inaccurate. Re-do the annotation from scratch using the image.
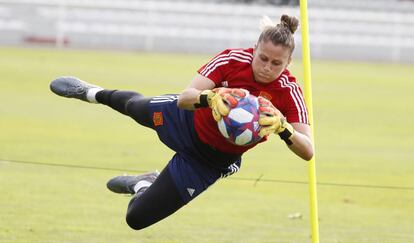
[217,94,261,146]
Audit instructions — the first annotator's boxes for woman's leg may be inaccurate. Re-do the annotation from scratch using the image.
[125,166,185,230]
[50,77,190,228]
[50,77,154,128]
[96,90,153,128]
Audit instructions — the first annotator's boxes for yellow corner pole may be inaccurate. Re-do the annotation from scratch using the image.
[299,0,320,242]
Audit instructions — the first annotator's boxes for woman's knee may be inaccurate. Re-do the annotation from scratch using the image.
[125,96,153,128]
[124,95,144,113]
[125,194,156,230]
[124,168,185,230]
[125,211,148,230]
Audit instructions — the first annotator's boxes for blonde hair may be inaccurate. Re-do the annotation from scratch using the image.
[258,14,299,53]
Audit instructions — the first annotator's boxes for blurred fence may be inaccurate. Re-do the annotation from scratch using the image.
[1,0,414,62]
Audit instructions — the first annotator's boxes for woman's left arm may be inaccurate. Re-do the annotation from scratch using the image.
[287,123,314,161]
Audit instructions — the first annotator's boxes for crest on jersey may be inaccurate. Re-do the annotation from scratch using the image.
[259,91,272,100]
[221,81,229,87]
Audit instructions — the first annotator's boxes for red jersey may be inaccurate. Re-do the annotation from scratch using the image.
[194,48,309,154]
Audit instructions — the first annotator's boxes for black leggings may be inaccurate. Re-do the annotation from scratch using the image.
[96,90,153,128]
[96,90,185,230]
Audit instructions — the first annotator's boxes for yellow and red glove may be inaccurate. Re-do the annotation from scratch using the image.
[196,88,248,121]
[258,97,295,145]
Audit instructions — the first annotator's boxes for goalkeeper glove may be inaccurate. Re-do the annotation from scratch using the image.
[196,88,247,121]
[258,97,295,145]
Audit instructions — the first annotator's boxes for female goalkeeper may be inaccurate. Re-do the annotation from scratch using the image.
[50,14,313,230]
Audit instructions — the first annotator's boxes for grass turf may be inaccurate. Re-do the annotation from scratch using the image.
[0,47,413,242]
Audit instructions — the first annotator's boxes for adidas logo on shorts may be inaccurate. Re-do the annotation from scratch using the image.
[187,188,195,197]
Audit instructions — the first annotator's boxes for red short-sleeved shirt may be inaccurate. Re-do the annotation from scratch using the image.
[194,48,309,154]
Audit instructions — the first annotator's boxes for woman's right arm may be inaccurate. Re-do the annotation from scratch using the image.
[177,74,216,110]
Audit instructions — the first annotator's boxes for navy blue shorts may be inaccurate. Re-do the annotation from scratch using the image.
[148,95,242,203]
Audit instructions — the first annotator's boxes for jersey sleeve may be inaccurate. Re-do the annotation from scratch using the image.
[279,74,310,124]
[197,49,232,86]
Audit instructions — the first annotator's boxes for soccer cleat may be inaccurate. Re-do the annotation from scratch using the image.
[50,76,102,103]
[106,171,159,195]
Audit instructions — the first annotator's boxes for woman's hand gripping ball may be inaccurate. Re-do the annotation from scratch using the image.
[258,97,294,143]
[198,88,248,121]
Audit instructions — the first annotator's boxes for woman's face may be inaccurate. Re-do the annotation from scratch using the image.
[252,40,291,84]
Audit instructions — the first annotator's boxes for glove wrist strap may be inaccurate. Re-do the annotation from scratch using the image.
[278,128,294,145]
[194,94,209,108]
[195,90,213,108]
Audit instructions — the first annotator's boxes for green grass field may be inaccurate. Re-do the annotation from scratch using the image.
[1,47,413,243]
